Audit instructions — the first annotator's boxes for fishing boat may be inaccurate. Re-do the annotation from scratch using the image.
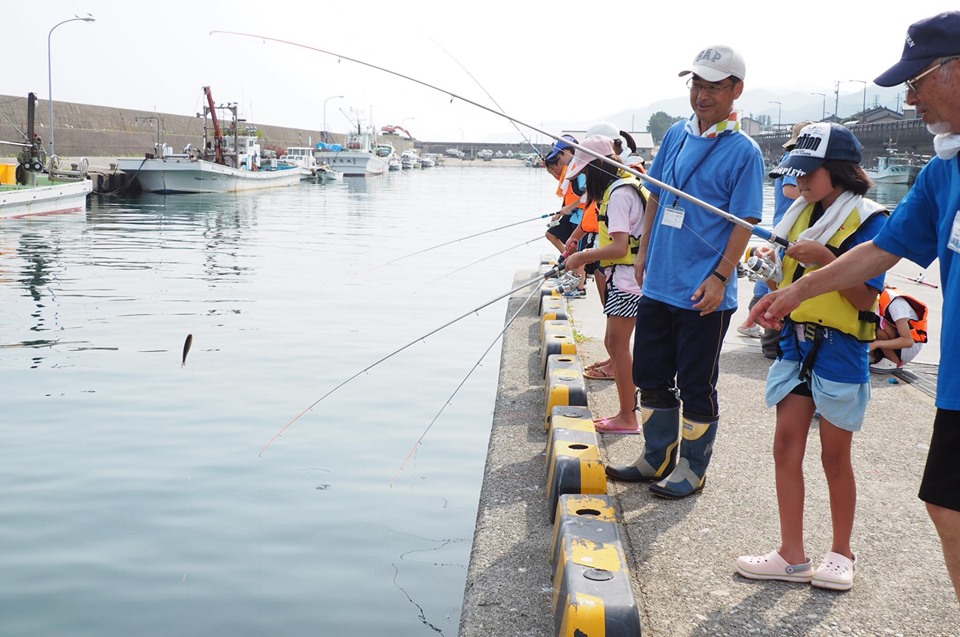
[314,125,389,176]
[1,171,92,220]
[116,86,301,194]
[1,93,92,220]
[400,149,418,169]
[419,154,436,168]
[387,155,401,171]
[317,164,343,182]
[864,151,923,185]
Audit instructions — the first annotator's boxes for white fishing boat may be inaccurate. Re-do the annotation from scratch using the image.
[388,155,401,171]
[419,154,436,168]
[1,172,92,220]
[401,149,418,169]
[116,87,301,194]
[317,165,343,182]
[314,126,389,176]
[865,151,923,185]
[1,93,92,220]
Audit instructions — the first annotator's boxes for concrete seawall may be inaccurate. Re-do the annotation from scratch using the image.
[0,94,413,159]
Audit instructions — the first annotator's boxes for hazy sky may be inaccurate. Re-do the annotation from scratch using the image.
[5,1,955,143]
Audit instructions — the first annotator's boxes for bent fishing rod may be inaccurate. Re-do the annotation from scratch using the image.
[211,31,789,250]
[259,258,565,455]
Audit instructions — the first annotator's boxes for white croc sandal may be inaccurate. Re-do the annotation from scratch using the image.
[736,550,814,583]
[812,552,857,591]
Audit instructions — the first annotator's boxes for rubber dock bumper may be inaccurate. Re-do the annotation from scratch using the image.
[551,494,642,636]
[546,405,606,523]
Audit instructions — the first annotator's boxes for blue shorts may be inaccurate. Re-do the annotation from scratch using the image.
[766,358,870,432]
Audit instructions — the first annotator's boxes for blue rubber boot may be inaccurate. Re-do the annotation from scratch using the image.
[648,418,717,499]
[605,406,680,482]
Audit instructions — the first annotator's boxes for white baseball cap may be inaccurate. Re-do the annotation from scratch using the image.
[678,45,746,82]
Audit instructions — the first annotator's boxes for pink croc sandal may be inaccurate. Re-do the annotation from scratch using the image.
[736,550,814,583]
[812,552,856,591]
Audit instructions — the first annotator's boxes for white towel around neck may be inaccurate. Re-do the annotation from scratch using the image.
[772,191,885,247]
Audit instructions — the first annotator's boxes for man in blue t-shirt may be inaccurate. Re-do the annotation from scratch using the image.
[751,11,960,602]
[604,44,764,499]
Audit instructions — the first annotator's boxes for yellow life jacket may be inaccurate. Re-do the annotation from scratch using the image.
[597,171,648,267]
[878,288,929,344]
[781,201,887,342]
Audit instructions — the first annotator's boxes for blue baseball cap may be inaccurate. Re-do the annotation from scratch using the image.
[874,11,960,87]
[769,123,862,178]
[545,134,577,162]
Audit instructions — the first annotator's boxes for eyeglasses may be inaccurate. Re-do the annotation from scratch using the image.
[905,56,960,93]
[686,77,735,95]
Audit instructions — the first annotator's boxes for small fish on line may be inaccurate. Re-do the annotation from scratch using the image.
[182,334,193,367]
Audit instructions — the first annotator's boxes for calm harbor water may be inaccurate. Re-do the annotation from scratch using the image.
[0,165,910,637]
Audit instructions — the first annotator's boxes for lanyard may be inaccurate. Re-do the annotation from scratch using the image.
[668,131,726,207]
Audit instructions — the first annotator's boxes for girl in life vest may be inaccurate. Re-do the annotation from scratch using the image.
[869,286,928,371]
[737,123,888,592]
[562,135,647,434]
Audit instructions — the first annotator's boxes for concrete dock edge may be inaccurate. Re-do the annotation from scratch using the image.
[459,265,960,637]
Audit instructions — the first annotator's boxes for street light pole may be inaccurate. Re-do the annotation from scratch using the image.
[848,79,867,120]
[769,100,782,133]
[811,92,826,120]
[47,14,95,163]
[833,80,841,120]
[322,95,344,144]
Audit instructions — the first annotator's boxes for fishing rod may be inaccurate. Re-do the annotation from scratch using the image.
[210,31,789,250]
[890,271,939,289]
[393,278,544,484]
[427,35,542,159]
[258,259,565,455]
[382,212,555,267]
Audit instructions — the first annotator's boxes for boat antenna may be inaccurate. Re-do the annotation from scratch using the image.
[210,31,789,249]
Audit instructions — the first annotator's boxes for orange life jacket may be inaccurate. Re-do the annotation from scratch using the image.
[878,288,929,344]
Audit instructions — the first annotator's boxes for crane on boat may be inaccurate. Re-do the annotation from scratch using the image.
[202,86,225,165]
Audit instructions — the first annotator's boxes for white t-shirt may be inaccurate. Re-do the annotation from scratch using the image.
[882,296,923,363]
[605,186,645,296]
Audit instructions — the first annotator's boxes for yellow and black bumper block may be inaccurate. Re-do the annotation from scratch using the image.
[546,427,606,522]
[540,295,569,321]
[541,322,577,376]
[551,494,641,636]
[545,355,588,425]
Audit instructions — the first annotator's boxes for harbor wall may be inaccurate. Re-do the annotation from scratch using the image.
[0,94,413,160]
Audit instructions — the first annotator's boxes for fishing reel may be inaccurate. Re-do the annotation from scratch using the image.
[744,248,783,283]
[555,271,582,293]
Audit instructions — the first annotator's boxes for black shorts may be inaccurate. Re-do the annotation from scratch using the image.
[580,233,598,275]
[547,217,575,243]
[919,409,960,511]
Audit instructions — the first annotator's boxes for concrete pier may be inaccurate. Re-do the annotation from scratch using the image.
[461,263,957,636]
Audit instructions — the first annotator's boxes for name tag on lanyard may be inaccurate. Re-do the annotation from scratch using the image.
[949,209,960,254]
[662,205,685,229]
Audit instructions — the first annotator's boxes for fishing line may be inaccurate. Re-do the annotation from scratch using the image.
[392,277,544,484]
[426,35,541,158]
[416,235,544,291]
[378,212,556,268]
[210,30,789,250]
[258,261,564,455]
